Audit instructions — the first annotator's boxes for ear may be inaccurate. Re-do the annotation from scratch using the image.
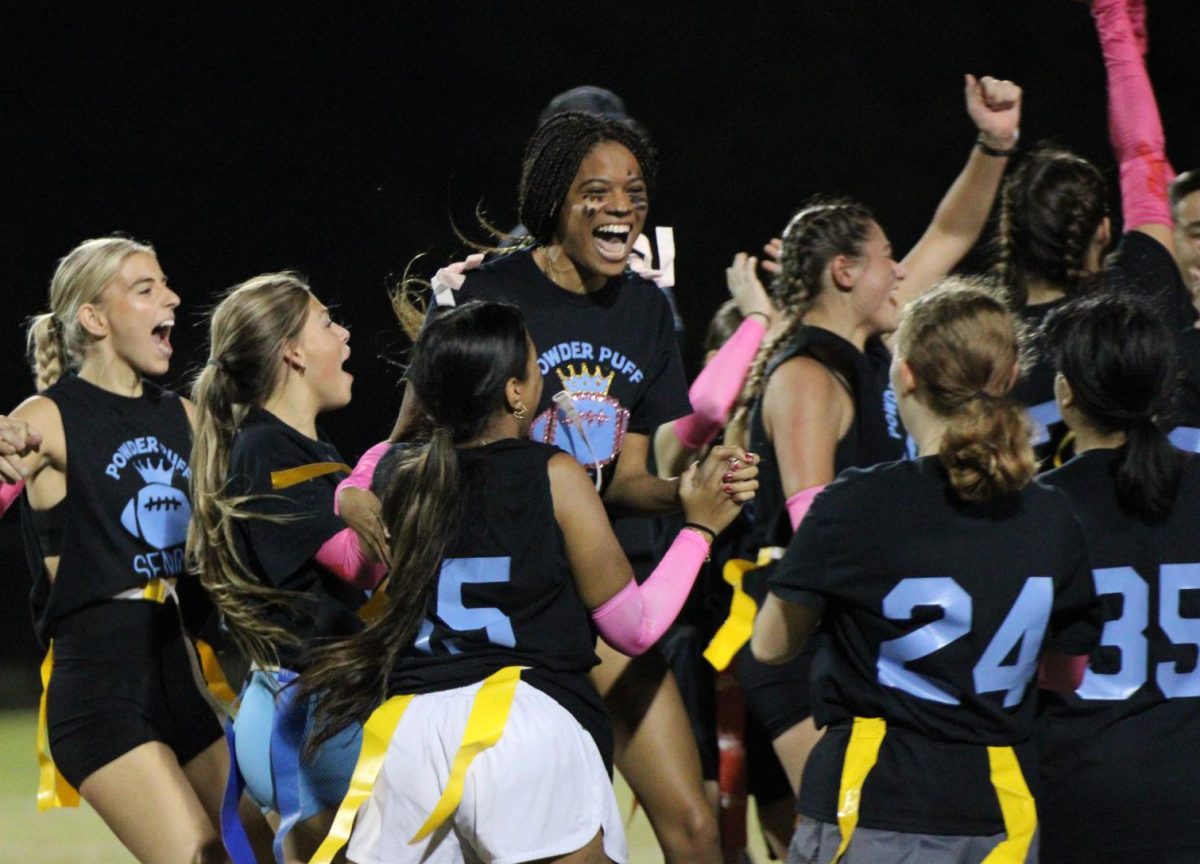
[1095,216,1112,250]
[828,254,858,292]
[504,376,525,415]
[895,357,918,397]
[1005,360,1020,393]
[1053,372,1075,410]
[281,340,306,374]
[76,303,109,339]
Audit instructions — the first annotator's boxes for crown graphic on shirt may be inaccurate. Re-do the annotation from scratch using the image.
[556,363,615,396]
[133,458,175,486]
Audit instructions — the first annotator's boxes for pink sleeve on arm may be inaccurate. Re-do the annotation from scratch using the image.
[1092,0,1175,229]
[0,480,24,519]
[590,529,710,656]
[673,316,768,450]
[314,528,387,590]
[334,440,391,514]
[786,484,826,532]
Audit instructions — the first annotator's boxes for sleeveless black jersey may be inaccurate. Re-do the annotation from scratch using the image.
[748,327,907,555]
[453,248,690,492]
[227,407,366,670]
[385,439,611,771]
[769,457,1099,835]
[1036,450,1200,864]
[1016,231,1198,466]
[23,375,194,646]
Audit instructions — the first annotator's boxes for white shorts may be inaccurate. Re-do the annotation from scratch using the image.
[348,679,626,864]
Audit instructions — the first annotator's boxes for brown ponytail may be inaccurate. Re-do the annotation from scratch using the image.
[897,278,1035,503]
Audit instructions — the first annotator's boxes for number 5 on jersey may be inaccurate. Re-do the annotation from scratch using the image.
[878,576,1053,708]
[413,556,516,656]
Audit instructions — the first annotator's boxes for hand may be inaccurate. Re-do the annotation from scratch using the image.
[680,445,759,535]
[726,253,777,324]
[0,416,42,483]
[761,237,783,276]
[965,74,1022,149]
[338,487,391,566]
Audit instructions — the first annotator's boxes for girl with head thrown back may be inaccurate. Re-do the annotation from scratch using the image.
[715,75,1022,802]
[1,237,231,863]
[298,299,751,864]
[188,273,387,863]
[753,281,1100,864]
[995,0,1196,465]
[1034,293,1200,864]
[340,111,759,862]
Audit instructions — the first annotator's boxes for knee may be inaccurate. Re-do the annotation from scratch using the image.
[659,798,720,861]
[192,837,230,864]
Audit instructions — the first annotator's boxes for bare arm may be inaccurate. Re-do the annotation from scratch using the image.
[605,431,681,517]
[751,593,821,665]
[897,75,1023,307]
[763,357,848,497]
[7,396,66,509]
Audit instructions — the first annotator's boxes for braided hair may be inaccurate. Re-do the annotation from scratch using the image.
[518,111,658,246]
[726,198,874,445]
[994,146,1108,308]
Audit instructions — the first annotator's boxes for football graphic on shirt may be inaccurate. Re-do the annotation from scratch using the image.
[530,363,630,467]
[119,459,191,550]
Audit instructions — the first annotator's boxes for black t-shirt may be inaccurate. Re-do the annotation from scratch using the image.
[769,457,1099,835]
[227,408,366,669]
[1170,327,1200,450]
[453,248,690,491]
[749,327,908,565]
[384,439,612,771]
[24,375,195,646]
[1016,231,1198,466]
[1036,450,1200,863]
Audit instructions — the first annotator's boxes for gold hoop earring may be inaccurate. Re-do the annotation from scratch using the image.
[513,405,527,420]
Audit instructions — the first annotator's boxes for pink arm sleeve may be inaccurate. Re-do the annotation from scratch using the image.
[1037,651,1089,693]
[787,484,826,532]
[334,440,391,513]
[0,480,23,519]
[590,529,710,656]
[673,316,768,450]
[314,528,387,590]
[1093,0,1175,229]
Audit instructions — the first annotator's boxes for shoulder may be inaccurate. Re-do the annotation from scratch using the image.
[547,449,596,494]
[460,249,537,297]
[230,414,303,471]
[765,354,845,412]
[11,393,63,430]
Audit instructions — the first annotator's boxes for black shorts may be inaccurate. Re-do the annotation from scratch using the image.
[46,600,224,788]
[660,624,718,781]
[736,641,814,739]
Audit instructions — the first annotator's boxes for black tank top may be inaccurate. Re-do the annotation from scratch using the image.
[749,327,907,552]
[385,438,612,771]
[23,375,194,645]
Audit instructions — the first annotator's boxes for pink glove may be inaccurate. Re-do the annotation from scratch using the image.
[0,480,23,519]
[334,441,391,514]
[786,484,826,532]
[314,528,387,590]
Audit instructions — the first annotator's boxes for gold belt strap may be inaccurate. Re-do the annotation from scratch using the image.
[194,638,239,709]
[832,717,887,863]
[703,547,782,670]
[980,746,1037,864]
[271,462,352,490]
[308,665,526,863]
[36,644,80,810]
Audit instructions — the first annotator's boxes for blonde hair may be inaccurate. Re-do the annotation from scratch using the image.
[187,273,313,669]
[26,236,156,391]
[895,277,1035,504]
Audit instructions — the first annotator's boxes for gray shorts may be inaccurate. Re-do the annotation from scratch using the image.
[788,817,1039,864]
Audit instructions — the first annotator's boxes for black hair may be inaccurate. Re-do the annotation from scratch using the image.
[518,111,658,246]
[1040,292,1185,520]
[300,301,531,746]
[1170,169,1200,212]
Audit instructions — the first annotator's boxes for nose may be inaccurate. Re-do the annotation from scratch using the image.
[893,260,907,281]
[606,189,633,215]
[164,285,181,309]
[336,322,350,343]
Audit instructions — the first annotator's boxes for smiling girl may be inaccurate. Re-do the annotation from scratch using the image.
[5,236,229,863]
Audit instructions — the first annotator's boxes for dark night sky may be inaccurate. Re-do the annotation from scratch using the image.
[1,1,1196,690]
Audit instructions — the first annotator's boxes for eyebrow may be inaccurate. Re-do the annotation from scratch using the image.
[128,277,157,290]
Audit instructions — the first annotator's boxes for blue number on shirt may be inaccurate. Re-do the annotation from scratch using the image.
[879,578,972,705]
[972,577,1052,707]
[1077,567,1149,700]
[413,556,516,656]
[878,576,1054,706]
[1156,563,1200,698]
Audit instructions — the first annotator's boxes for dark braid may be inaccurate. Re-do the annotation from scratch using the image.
[994,146,1108,308]
[518,111,658,246]
[726,198,874,445]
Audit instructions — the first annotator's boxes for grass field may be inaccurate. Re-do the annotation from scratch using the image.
[0,709,771,863]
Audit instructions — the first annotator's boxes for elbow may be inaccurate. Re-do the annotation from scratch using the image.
[749,628,790,666]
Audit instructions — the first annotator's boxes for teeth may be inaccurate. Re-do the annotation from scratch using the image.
[152,320,174,336]
[595,225,630,238]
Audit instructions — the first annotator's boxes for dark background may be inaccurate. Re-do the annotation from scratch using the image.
[1,1,1197,703]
